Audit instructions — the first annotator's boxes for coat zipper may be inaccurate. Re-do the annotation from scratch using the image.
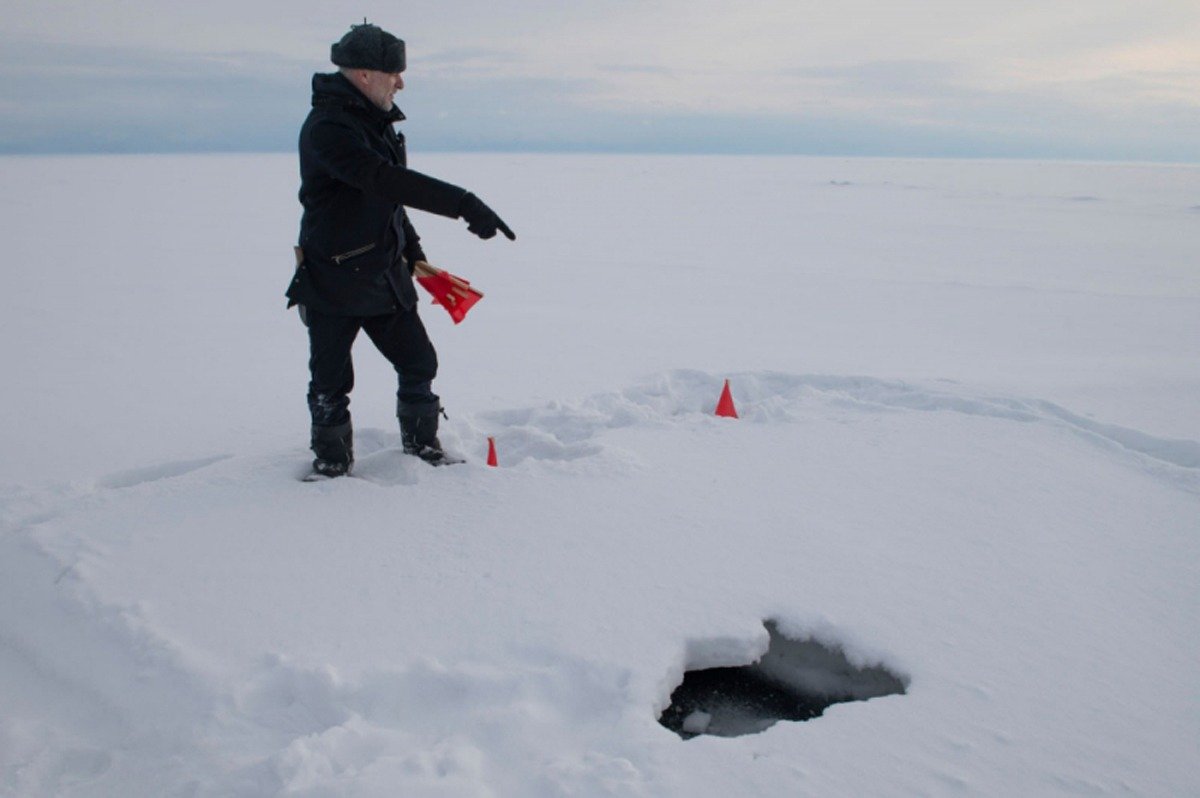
[332,243,376,264]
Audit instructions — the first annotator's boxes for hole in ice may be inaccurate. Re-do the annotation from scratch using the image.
[658,620,907,740]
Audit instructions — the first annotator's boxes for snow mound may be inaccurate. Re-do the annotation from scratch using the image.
[477,370,1200,481]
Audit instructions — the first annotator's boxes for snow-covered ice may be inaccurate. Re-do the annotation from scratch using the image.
[1,154,1197,796]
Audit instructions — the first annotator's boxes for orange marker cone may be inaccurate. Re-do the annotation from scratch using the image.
[486,436,499,467]
[715,379,738,418]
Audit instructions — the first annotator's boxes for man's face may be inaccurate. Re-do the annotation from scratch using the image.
[357,69,405,111]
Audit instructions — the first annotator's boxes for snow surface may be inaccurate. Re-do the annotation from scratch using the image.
[1,153,1198,796]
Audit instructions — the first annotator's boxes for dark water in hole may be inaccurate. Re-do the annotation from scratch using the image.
[659,666,849,739]
[659,622,907,739]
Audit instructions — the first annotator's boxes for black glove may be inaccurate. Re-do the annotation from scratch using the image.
[458,193,516,241]
[405,246,427,273]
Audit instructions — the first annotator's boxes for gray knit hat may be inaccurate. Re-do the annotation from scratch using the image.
[331,22,406,72]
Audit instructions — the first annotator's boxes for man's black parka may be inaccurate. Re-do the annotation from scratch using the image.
[287,72,467,316]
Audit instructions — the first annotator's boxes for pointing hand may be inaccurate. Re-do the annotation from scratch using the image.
[458,193,516,241]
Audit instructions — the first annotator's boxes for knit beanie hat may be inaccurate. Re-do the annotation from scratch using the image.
[331,22,406,72]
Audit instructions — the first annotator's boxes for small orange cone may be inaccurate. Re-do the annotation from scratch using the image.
[486,436,499,467]
[715,379,738,418]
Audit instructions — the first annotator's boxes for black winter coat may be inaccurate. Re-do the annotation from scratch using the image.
[287,72,468,316]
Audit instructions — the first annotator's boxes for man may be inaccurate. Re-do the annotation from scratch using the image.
[287,21,515,477]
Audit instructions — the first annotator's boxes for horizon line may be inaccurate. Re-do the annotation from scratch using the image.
[2,147,1197,168]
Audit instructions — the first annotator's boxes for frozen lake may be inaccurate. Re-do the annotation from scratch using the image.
[1,153,1197,796]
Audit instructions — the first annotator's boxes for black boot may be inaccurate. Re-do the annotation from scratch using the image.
[398,401,462,466]
[310,420,353,478]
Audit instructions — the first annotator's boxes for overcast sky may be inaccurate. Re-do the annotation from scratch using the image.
[1,1,1197,160]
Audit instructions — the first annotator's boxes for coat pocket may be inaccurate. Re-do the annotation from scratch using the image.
[331,242,377,265]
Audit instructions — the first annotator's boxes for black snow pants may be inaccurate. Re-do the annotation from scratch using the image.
[304,305,439,427]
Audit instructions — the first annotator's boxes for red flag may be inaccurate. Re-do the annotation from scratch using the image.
[413,261,483,324]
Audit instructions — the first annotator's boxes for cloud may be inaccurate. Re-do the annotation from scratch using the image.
[787,61,968,92]
[0,0,1198,162]
[597,65,676,76]
[0,39,308,152]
